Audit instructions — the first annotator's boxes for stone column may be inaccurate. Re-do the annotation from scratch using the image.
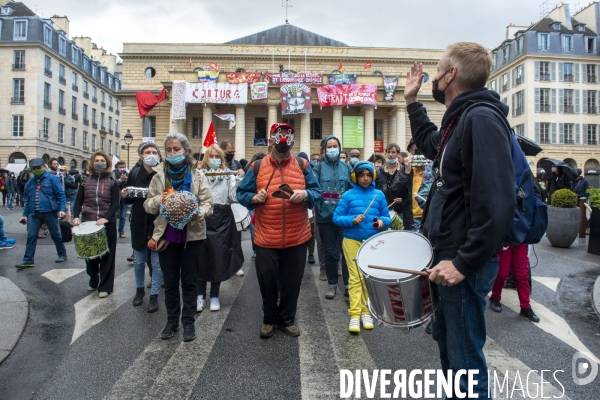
[177,119,186,135]
[201,105,213,153]
[397,107,407,150]
[300,112,310,155]
[382,117,389,151]
[332,106,343,143]
[267,103,278,131]
[235,105,246,157]
[364,106,375,159]
[388,109,397,145]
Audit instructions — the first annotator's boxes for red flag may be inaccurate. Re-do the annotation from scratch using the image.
[338,61,343,71]
[364,61,372,69]
[210,62,220,72]
[188,57,193,67]
[203,122,218,147]
[135,88,168,118]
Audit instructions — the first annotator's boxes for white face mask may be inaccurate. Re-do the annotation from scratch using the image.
[143,155,160,167]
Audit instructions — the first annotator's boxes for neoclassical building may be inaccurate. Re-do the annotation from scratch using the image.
[119,24,445,162]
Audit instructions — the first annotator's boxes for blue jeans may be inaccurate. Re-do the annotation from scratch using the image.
[431,258,499,399]
[317,222,349,288]
[133,248,163,295]
[0,214,7,242]
[117,201,128,234]
[19,188,25,207]
[23,211,67,263]
[67,192,77,214]
[6,193,13,209]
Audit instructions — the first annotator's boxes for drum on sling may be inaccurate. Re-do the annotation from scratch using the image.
[231,203,251,231]
[72,221,109,260]
[355,230,436,330]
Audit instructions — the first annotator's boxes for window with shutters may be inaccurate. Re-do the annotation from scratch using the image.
[587,64,596,83]
[13,20,27,40]
[540,123,550,144]
[43,83,51,109]
[588,91,597,114]
[12,78,25,103]
[502,73,510,92]
[564,124,574,144]
[43,24,52,46]
[310,118,323,140]
[59,36,66,56]
[588,125,598,145]
[514,124,525,136]
[58,90,64,113]
[83,131,88,151]
[192,117,203,138]
[563,63,574,82]
[539,62,550,81]
[143,116,156,138]
[563,35,573,52]
[515,90,525,116]
[586,37,595,54]
[502,46,509,64]
[489,80,497,92]
[516,36,523,55]
[58,123,64,144]
[564,90,574,113]
[540,89,551,112]
[515,65,524,86]
[92,134,97,152]
[538,33,549,51]
[12,115,24,137]
[13,50,25,70]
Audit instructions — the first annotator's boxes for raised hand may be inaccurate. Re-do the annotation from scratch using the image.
[404,62,424,105]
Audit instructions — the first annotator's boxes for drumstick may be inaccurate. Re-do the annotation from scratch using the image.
[362,194,379,217]
[368,264,430,277]
[413,192,426,202]
[387,200,397,209]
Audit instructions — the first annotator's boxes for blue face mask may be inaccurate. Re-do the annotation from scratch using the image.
[386,158,397,164]
[208,159,222,169]
[350,157,359,166]
[166,152,186,165]
[326,148,340,159]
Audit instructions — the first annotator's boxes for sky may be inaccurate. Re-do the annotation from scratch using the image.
[31,0,558,55]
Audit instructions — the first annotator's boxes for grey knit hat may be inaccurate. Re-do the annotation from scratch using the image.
[138,142,161,156]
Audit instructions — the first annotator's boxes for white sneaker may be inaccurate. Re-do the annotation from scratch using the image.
[210,297,220,311]
[349,318,360,333]
[196,296,205,312]
[361,314,374,330]
[235,268,245,276]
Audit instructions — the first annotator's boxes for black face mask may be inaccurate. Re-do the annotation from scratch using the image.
[274,143,291,154]
[432,69,451,105]
[225,153,234,162]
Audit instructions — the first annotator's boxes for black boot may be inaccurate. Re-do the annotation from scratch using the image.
[489,299,502,313]
[182,324,196,342]
[520,307,540,323]
[161,321,179,340]
[133,288,145,306]
[147,294,159,313]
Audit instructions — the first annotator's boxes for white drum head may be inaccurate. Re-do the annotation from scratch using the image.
[231,204,249,223]
[72,221,103,235]
[356,231,433,280]
[389,210,397,219]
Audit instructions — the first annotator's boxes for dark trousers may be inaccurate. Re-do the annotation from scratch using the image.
[85,221,117,293]
[198,281,221,298]
[317,222,348,287]
[159,240,204,326]
[255,242,307,326]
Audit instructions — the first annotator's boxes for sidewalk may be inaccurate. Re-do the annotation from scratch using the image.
[0,276,29,364]
[594,275,600,318]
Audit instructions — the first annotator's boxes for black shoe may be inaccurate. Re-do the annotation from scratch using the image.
[425,320,432,334]
[520,307,540,323]
[489,299,502,313]
[133,288,145,306]
[344,288,349,297]
[182,324,196,342]
[148,295,159,313]
[308,254,315,264]
[161,322,179,340]
[15,262,35,269]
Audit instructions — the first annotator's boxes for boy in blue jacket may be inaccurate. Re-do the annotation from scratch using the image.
[333,161,391,333]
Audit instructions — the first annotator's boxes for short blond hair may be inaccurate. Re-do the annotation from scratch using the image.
[440,42,492,90]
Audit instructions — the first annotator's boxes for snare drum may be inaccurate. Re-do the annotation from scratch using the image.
[356,231,436,329]
[231,204,251,231]
[72,222,109,260]
[388,211,404,231]
[125,187,148,199]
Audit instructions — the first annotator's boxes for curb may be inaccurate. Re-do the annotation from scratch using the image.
[0,276,29,364]
[593,275,600,319]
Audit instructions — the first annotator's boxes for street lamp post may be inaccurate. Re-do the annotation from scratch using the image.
[124,130,133,169]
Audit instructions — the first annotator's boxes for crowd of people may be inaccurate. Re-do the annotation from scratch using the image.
[0,40,577,397]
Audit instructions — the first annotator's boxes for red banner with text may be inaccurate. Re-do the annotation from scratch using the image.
[316,84,378,107]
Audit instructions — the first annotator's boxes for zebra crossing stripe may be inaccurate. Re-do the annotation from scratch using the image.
[532,277,561,292]
[42,268,85,284]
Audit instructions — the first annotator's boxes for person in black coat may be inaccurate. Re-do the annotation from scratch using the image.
[547,167,572,198]
[121,143,163,313]
[376,145,414,230]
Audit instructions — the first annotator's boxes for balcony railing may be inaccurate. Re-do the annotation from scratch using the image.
[44,100,52,109]
[109,106,113,112]
[72,84,78,92]
[83,118,89,126]
[564,105,574,113]
[115,131,120,138]
[109,129,114,135]
[83,92,89,99]
[589,139,598,145]
[565,138,575,144]
[588,106,597,114]
[515,105,525,116]
[540,104,550,112]
[59,107,66,115]
[539,138,551,144]
[502,84,509,92]
[59,76,66,85]
[11,97,24,104]
[72,113,78,121]
[587,74,597,83]
[92,122,98,129]
[44,68,52,77]
[564,74,574,82]
[100,125,106,132]
[540,73,550,81]
[115,110,120,116]
[92,97,97,103]
[12,63,25,70]
[515,76,523,86]
[101,101,106,108]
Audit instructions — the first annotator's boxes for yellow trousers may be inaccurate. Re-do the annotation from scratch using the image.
[343,238,369,319]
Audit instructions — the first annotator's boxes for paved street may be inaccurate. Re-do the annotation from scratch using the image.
[0,206,599,399]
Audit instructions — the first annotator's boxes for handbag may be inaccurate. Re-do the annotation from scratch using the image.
[59,220,73,243]
[148,237,169,252]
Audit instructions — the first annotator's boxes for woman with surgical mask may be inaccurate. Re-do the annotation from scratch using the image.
[73,151,121,299]
[195,144,244,313]
[376,144,412,229]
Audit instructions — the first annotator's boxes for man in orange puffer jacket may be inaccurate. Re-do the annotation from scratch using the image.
[237,123,322,339]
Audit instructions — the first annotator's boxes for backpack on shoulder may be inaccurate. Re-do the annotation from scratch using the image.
[457,102,548,245]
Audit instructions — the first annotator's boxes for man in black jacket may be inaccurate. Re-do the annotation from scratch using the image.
[121,143,163,313]
[404,42,515,398]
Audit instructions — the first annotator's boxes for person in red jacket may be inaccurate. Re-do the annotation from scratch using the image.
[237,123,322,338]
